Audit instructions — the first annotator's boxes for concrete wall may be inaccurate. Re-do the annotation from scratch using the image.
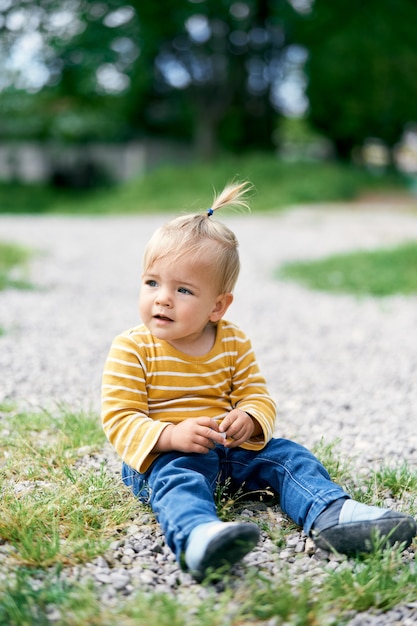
[0,139,191,186]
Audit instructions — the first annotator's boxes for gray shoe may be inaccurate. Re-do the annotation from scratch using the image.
[185,521,260,581]
[311,511,416,555]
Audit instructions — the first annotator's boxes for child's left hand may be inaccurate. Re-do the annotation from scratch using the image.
[219,409,256,448]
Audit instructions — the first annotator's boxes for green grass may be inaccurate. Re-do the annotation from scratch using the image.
[0,240,35,340]
[277,241,417,297]
[0,405,139,568]
[0,183,82,214]
[0,406,415,626]
[322,544,417,614]
[0,153,408,215]
[312,437,356,488]
[365,463,417,502]
[0,240,33,290]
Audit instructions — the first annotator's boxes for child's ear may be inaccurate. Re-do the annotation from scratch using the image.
[209,293,233,322]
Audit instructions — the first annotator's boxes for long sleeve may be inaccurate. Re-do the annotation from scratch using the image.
[226,325,276,446]
[101,321,277,473]
[101,332,171,472]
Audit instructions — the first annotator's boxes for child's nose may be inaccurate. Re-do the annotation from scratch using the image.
[156,288,172,307]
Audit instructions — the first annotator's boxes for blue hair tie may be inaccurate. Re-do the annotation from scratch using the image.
[207,208,214,216]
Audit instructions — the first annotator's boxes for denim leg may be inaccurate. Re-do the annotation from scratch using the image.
[225,438,349,534]
[122,451,222,562]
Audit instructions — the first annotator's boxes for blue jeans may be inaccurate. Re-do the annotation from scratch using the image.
[122,438,348,563]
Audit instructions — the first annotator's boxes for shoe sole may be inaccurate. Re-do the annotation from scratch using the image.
[312,515,417,555]
[192,522,260,581]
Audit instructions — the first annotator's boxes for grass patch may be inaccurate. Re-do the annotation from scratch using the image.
[0,410,415,625]
[0,567,92,626]
[365,463,417,503]
[0,153,407,215]
[0,240,33,290]
[323,543,417,614]
[277,241,417,297]
[0,405,139,568]
[0,183,87,214]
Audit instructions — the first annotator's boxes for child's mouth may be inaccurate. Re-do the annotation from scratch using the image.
[154,314,173,322]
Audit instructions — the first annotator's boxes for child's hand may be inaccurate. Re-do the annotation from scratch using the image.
[219,409,256,448]
[167,417,226,454]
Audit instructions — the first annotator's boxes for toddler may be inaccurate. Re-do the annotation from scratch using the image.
[101,181,416,581]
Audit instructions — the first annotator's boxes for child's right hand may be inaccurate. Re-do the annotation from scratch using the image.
[155,417,225,454]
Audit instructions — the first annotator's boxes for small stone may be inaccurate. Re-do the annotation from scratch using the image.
[46,607,62,622]
[138,570,156,585]
[121,555,132,565]
[278,549,293,559]
[126,524,141,535]
[294,541,305,553]
[109,571,131,590]
[151,542,163,554]
[286,535,300,547]
[95,572,111,584]
[123,547,136,557]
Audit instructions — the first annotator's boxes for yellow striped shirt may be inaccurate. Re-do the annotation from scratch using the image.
[101,319,276,472]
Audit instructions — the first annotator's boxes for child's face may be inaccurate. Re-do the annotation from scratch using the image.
[139,252,232,351]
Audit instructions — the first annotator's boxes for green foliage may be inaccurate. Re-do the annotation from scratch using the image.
[295,0,417,157]
[2,1,417,160]
[0,155,406,214]
[278,241,417,297]
[0,240,33,290]
[0,0,296,155]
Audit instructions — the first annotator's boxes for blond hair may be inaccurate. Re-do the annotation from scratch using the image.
[143,181,252,294]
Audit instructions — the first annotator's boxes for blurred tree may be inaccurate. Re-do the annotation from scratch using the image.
[0,0,141,141]
[132,0,296,158]
[294,0,417,159]
[0,0,298,158]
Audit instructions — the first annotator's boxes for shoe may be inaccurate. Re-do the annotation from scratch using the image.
[185,521,260,581]
[311,511,416,555]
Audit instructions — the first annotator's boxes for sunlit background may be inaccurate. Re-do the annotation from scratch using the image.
[0,0,417,198]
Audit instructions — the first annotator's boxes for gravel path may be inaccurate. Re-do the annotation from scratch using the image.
[1,202,417,621]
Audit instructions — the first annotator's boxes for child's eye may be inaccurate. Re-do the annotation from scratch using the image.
[145,279,157,287]
[178,287,192,295]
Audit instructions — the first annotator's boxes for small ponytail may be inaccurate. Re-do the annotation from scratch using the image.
[206,181,252,217]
